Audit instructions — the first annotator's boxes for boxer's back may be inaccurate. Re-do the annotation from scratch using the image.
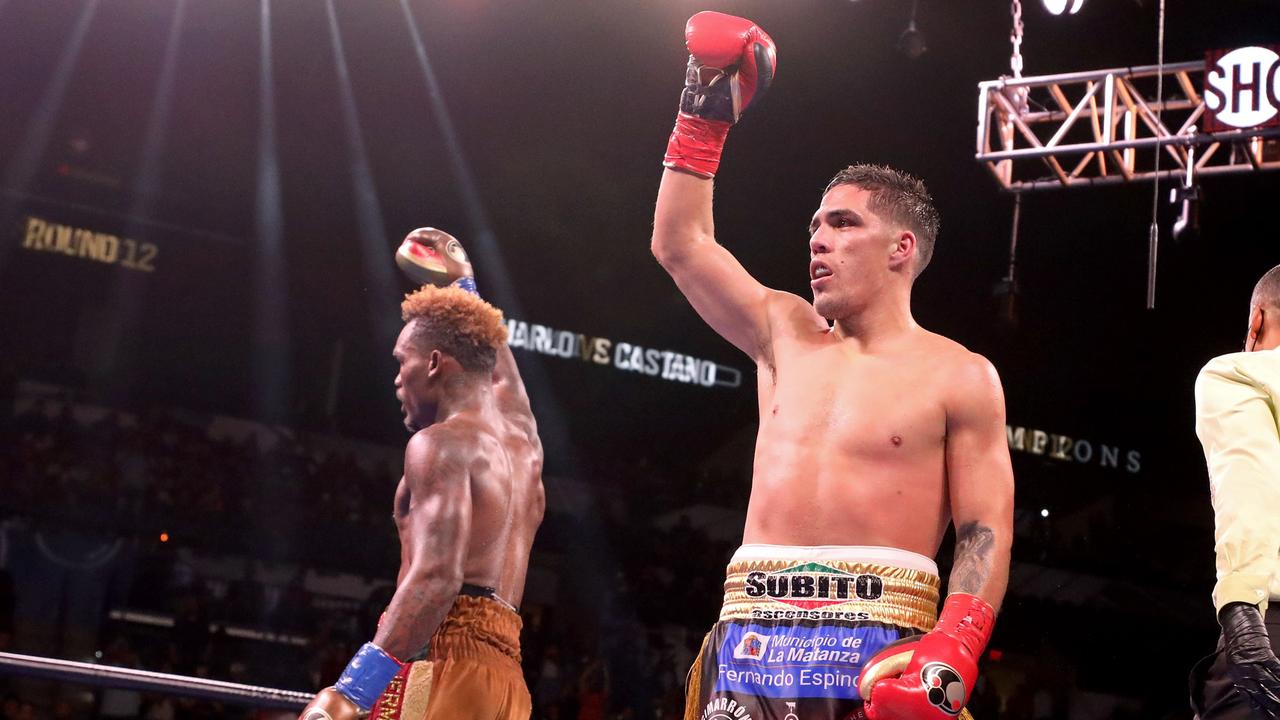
[742,293,976,557]
[464,411,544,609]
[393,410,544,608]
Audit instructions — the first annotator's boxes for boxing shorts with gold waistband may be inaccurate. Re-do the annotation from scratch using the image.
[370,585,530,720]
[685,545,941,720]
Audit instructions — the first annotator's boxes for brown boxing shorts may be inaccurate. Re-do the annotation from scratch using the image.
[370,590,530,720]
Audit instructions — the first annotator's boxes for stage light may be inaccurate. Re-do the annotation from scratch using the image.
[1040,508,1050,518]
[898,20,927,60]
[1042,0,1085,15]
[159,532,170,543]
[897,0,926,60]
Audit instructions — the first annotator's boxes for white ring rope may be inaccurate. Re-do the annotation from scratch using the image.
[0,651,312,709]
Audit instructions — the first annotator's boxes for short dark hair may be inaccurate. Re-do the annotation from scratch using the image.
[400,285,507,374]
[824,164,940,278]
[1251,264,1280,310]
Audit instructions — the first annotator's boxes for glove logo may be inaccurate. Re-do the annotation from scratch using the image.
[919,662,965,716]
[303,712,333,720]
[444,238,469,263]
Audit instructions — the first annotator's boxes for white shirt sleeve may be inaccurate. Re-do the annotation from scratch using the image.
[1195,352,1280,614]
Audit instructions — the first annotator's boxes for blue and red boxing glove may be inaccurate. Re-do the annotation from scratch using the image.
[857,593,996,719]
[299,642,402,720]
[395,227,480,297]
[663,11,777,178]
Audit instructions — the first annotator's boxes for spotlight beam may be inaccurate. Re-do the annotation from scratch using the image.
[128,0,187,225]
[0,0,103,272]
[324,0,400,349]
[397,0,520,315]
[92,0,190,401]
[252,0,290,422]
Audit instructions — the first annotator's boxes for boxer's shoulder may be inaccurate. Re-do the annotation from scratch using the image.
[914,334,1002,413]
[907,329,989,369]
[763,289,830,335]
[404,420,491,479]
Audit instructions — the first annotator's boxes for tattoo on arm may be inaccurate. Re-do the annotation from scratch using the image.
[950,521,995,596]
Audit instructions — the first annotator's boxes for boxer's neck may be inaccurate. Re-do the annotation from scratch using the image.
[433,375,497,422]
[832,294,917,350]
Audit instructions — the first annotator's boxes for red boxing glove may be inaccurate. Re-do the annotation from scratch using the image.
[663,11,776,178]
[857,594,995,719]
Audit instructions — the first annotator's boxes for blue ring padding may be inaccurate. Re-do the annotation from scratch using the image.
[334,643,401,711]
[453,277,479,296]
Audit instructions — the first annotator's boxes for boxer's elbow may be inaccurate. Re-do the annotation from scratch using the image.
[651,228,703,272]
[404,560,464,598]
[650,230,679,267]
[407,538,467,590]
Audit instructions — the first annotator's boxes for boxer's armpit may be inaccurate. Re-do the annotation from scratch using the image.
[949,521,995,596]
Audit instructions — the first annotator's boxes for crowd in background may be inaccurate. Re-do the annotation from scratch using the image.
[0,392,1215,720]
[1,399,399,575]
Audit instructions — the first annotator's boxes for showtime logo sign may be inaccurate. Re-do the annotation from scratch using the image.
[1204,45,1280,131]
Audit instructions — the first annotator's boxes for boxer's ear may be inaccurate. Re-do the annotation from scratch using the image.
[1247,305,1264,351]
[888,230,916,272]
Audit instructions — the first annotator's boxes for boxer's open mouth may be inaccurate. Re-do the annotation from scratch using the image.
[810,260,832,280]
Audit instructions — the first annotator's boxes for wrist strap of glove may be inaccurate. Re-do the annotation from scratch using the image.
[335,642,403,711]
[1220,602,1273,657]
[936,593,996,658]
[451,276,479,297]
[663,113,731,178]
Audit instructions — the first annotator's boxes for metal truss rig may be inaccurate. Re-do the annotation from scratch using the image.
[976,61,1280,191]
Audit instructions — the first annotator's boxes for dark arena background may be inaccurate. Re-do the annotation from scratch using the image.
[1,0,1279,718]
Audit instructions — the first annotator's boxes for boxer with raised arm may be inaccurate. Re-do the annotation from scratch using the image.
[652,12,1013,720]
[300,229,544,720]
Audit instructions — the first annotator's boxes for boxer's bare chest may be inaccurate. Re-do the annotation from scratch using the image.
[758,337,948,460]
[744,336,953,549]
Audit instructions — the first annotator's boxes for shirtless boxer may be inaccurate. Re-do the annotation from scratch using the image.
[300,229,544,720]
[1189,265,1280,720]
[652,12,1013,720]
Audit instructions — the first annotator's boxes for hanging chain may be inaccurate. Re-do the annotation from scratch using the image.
[1010,0,1024,78]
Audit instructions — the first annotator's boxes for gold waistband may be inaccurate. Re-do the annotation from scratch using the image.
[719,555,941,632]
[428,595,523,663]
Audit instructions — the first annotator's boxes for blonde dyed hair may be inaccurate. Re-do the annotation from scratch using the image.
[400,285,507,373]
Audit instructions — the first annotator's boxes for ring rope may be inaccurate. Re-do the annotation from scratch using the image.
[0,651,311,709]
